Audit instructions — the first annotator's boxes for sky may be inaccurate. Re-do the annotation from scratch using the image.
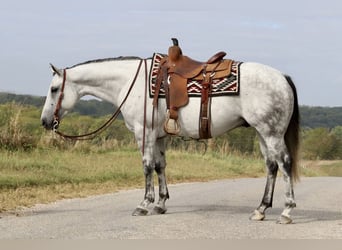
[0,0,341,107]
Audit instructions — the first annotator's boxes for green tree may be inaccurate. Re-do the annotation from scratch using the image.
[331,126,342,159]
[302,128,340,160]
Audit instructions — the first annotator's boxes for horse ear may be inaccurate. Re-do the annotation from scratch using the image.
[49,63,62,76]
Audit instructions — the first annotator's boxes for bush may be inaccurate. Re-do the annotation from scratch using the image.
[0,104,38,151]
[165,127,259,156]
[301,128,341,160]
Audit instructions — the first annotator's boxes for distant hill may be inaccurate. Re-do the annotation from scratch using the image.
[0,92,45,107]
[1,92,341,128]
[0,92,114,117]
[300,106,342,129]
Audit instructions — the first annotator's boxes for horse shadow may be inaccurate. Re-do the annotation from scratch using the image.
[165,204,342,224]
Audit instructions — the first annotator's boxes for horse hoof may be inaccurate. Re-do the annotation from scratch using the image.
[277,215,293,224]
[249,210,265,221]
[132,206,149,216]
[152,205,167,215]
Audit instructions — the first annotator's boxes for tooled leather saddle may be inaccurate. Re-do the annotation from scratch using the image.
[153,38,233,139]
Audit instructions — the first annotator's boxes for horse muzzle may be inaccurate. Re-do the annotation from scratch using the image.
[41,117,58,130]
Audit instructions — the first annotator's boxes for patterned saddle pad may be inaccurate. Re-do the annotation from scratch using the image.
[149,53,242,98]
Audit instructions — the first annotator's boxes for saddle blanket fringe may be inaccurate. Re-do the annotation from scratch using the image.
[149,53,242,98]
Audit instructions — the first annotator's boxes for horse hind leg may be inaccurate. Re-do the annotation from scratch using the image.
[250,134,296,224]
[250,160,279,221]
[267,137,296,224]
[277,152,296,224]
[250,134,279,221]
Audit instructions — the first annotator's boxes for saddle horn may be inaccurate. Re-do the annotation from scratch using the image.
[171,38,179,46]
[169,38,182,61]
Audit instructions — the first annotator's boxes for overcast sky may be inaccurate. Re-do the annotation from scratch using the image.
[0,0,341,106]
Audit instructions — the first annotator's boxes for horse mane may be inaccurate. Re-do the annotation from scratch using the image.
[67,56,143,69]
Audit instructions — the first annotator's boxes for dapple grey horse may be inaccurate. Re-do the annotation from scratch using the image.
[41,55,299,224]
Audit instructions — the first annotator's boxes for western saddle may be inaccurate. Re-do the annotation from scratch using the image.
[153,38,233,139]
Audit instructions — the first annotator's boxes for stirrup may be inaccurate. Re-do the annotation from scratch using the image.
[164,110,181,135]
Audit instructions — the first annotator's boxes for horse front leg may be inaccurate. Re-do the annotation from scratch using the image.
[132,130,157,216]
[152,138,169,214]
[132,157,155,216]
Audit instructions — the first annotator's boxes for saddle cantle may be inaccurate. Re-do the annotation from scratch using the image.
[153,38,234,138]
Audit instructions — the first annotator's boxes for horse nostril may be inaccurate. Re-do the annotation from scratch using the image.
[41,118,47,128]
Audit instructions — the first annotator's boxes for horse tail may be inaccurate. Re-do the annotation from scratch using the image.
[284,75,300,182]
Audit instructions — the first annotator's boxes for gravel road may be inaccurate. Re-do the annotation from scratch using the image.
[0,177,341,239]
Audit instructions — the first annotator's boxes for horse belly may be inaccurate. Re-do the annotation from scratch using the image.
[177,96,243,138]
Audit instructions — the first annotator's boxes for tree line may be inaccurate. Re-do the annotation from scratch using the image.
[1,92,342,128]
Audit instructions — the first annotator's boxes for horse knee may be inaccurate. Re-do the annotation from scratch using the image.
[143,164,154,176]
[155,161,166,174]
[142,155,155,170]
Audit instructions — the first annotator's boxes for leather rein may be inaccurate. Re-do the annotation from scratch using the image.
[53,59,147,141]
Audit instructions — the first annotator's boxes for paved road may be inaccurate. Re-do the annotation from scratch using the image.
[0,177,341,239]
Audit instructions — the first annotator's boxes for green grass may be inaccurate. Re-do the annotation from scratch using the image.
[0,148,265,189]
[0,148,341,212]
[300,160,342,177]
[0,148,143,189]
[0,148,265,212]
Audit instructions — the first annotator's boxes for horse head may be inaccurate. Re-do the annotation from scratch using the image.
[41,64,78,130]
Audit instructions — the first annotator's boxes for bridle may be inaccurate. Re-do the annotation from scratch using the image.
[53,69,66,131]
[52,59,147,142]
[53,59,147,141]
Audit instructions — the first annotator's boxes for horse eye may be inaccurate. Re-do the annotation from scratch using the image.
[51,87,59,93]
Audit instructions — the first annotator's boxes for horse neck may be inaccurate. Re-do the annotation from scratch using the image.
[67,59,142,106]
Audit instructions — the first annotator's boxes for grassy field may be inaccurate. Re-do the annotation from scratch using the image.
[0,148,341,213]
